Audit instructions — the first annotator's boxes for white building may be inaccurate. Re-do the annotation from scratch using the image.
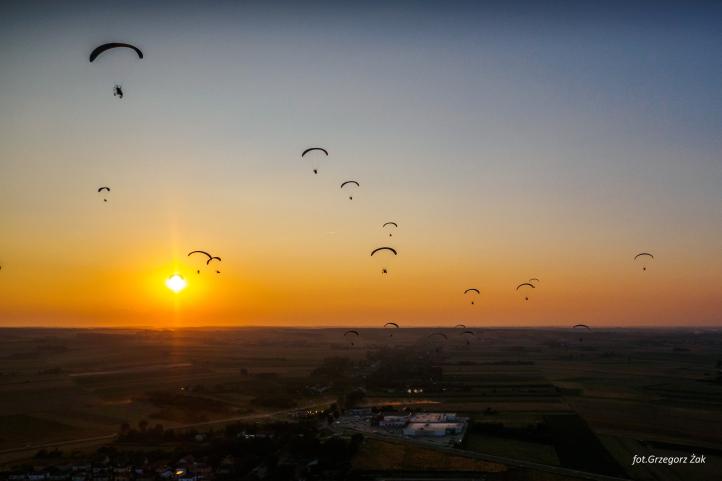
[403,422,465,437]
[409,412,457,423]
[379,414,410,427]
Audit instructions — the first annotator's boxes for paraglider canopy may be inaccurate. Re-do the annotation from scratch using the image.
[301,147,328,157]
[370,247,397,256]
[188,250,212,260]
[427,332,448,340]
[89,43,143,62]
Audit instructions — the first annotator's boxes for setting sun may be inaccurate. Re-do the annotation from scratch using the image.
[165,274,187,293]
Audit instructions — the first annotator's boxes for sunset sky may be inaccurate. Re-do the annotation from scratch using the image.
[2,1,722,328]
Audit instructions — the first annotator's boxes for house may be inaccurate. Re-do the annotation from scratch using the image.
[403,422,465,437]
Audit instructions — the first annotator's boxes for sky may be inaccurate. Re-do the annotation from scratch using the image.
[1,0,722,328]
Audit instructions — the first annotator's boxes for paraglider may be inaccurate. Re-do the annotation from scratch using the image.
[384,322,399,337]
[382,222,398,237]
[188,250,218,274]
[344,330,360,346]
[370,247,397,275]
[427,332,448,353]
[89,43,143,99]
[340,180,360,200]
[573,324,591,342]
[97,186,111,202]
[464,288,480,305]
[460,330,475,345]
[301,147,328,174]
[634,252,654,271]
[516,282,535,301]
[206,256,222,274]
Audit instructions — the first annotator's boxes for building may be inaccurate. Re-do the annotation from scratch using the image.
[403,422,466,437]
[408,413,457,423]
[378,414,410,428]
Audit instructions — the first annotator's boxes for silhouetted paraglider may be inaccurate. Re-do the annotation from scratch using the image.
[384,322,399,337]
[573,324,591,342]
[340,180,360,200]
[634,252,654,271]
[301,147,328,174]
[516,282,535,301]
[188,250,221,274]
[460,330,476,345]
[427,332,448,353]
[383,222,398,237]
[97,186,111,202]
[90,43,143,98]
[370,247,397,275]
[344,329,360,346]
[464,288,480,305]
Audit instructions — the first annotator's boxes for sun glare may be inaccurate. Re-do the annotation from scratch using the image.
[165,274,187,293]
